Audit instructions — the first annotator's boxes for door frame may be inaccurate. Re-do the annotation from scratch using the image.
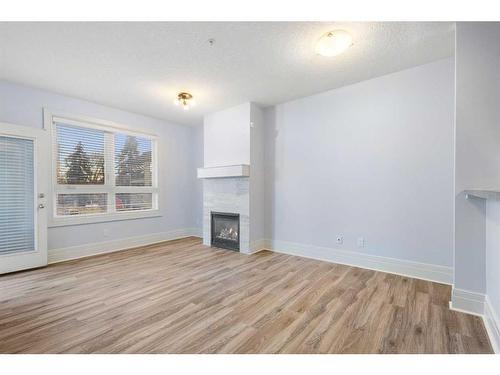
[0,122,49,274]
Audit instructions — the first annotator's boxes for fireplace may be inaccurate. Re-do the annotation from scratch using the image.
[211,211,240,251]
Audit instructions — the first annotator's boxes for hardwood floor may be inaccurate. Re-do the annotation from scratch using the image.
[0,237,492,354]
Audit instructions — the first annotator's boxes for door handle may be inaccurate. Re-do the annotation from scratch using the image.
[38,204,45,209]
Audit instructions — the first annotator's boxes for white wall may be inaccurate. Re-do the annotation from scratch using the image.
[250,103,266,249]
[454,23,500,341]
[193,125,205,232]
[264,58,455,267]
[203,103,250,167]
[0,80,200,252]
[486,201,500,322]
[454,23,500,294]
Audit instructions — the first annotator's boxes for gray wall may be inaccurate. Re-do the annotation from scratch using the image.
[249,103,266,248]
[193,125,204,232]
[486,201,500,318]
[0,80,200,250]
[264,58,455,267]
[455,23,500,313]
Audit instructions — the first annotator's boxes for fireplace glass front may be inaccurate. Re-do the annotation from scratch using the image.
[211,212,240,251]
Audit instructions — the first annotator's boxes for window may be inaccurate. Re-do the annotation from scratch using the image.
[47,112,159,226]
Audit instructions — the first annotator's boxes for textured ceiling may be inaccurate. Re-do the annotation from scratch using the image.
[0,22,455,126]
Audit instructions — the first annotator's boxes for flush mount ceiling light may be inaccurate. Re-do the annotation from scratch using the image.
[315,30,353,57]
[174,92,195,110]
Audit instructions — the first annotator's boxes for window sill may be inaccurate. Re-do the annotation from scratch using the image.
[48,209,162,228]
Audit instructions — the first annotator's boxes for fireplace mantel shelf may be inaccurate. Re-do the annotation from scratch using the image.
[197,164,250,179]
[464,189,500,200]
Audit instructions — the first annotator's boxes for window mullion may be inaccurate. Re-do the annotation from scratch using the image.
[105,132,116,214]
[152,139,158,210]
[54,185,108,193]
[114,187,156,193]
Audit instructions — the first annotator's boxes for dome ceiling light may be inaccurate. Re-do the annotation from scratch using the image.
[315,30,353,57]
[174,92,195,110]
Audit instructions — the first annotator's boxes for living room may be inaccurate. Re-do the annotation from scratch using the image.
[1,1,499,371]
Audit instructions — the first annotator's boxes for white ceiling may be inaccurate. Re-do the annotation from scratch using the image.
[0,22,455,126]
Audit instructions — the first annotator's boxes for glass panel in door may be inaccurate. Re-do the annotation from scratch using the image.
[0,136,35,255]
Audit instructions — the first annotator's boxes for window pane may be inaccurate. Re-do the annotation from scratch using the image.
[55,124,105,185]
[116,193,153,212]
[114,134,152,186]
[56,193,107,216]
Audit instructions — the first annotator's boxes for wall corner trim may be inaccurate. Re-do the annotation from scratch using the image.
[449,287,486,316]
[48,228,202,264]
[248,239,268,254]
[263,239,453,285]
[484,296,500,354]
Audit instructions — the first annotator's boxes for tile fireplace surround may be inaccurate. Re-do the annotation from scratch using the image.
[202,177,250,253]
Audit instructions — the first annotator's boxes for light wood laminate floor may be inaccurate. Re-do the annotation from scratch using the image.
[0,237,492,353]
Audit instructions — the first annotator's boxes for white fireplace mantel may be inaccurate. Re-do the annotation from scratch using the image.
[197,164,250,179]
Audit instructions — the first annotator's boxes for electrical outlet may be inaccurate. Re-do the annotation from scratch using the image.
[336,235,343,245]
[357,237,365,248]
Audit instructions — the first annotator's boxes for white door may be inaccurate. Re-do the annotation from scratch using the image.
[0,122,49,274]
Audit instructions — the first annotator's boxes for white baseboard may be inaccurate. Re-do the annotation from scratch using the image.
[264,239,453,285]
[449,288,486,316]
[484,296,500,354]
[48,228,201,264]
[249,239,268,254]
[449,289,499,354]
[190,227,203,238]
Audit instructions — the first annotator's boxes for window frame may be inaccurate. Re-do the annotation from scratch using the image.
[44,109,161,227]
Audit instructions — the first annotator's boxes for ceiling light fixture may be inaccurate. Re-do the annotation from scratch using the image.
[315,30,353,57]
[174,92,195,110]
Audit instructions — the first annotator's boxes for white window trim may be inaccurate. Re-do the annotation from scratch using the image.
[43,109,162,227]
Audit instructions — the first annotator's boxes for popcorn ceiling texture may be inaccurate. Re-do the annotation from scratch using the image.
[0,22,454,126]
